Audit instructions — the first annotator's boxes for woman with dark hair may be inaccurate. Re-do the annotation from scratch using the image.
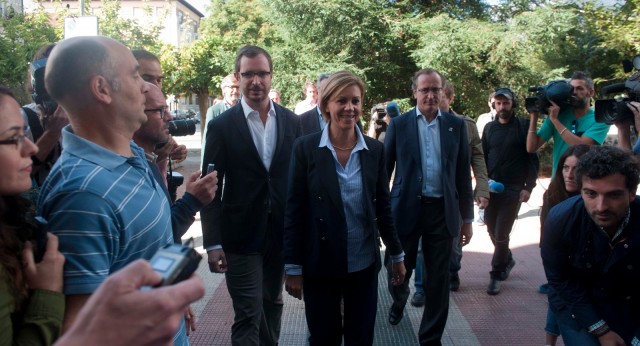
[540,144,591,346]
[0,86,66,345]
[284,71,405,345]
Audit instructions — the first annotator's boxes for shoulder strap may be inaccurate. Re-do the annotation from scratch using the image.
[22,107,44,142]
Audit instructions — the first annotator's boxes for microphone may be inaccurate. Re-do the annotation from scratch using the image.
[386,102,401,118]
[488,179,504,193]
[601,83,626,95]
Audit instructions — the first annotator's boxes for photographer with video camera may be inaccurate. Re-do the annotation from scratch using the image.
[21,43,69,187]
[594,56,640,156]
[615,100,640,154]
[526,72,610,177]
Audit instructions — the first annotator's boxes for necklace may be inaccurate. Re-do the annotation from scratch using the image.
[333,142,356,151]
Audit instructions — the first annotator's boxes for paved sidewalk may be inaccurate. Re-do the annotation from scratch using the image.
[174,129,559,346]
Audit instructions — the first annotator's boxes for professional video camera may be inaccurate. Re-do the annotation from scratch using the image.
[30,58,58,115]
[594,56,640,124]
[168,120,196,137]
[525,80,573,115]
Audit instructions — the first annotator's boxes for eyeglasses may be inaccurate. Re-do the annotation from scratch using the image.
[144,106,168,117]
[239,71,271,79]
[0,126,31,150]
[416,87,442,95]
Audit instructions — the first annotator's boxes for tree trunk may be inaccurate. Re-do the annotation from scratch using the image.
[198,91,209,137]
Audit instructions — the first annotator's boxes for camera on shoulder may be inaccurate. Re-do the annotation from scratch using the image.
[594,56,640,124]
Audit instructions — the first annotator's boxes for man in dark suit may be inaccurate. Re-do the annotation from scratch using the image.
[200,45,301,346]
[384,68,474,345]
[298,73,331,135]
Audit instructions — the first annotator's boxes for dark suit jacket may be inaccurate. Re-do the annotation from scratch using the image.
[299,107,322,135]
[384,109,473,238]
[284,132,404,279]
[201,102,301,254]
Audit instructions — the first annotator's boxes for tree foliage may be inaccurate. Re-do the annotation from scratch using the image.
[410,3,621,117]
[6,0,638,124]
[160,35,238,130]
[95,0,164,52]
[0,7,59,102]
[580,0,640,84]
[262,0,417,114]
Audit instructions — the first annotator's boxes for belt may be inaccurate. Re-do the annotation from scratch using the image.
[420,196,444,204]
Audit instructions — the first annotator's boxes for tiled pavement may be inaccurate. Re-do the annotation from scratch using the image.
[175,130,559,346]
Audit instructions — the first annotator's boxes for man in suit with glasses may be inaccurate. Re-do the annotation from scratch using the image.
[200,45,301,346]
[384,68,473,345]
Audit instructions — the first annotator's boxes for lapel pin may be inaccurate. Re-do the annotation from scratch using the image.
[448,127,453,132]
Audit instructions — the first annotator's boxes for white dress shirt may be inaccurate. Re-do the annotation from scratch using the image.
[241,98,277,170]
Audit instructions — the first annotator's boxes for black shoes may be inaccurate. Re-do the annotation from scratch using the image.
[502,259,516,280]
[388,303,404,325]
[410,291,425,307]
[487,279,501,295]
[450,273,460,292]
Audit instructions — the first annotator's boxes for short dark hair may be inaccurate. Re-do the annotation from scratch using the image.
[132,49,159,63]
[570,71,594,90]
[45,37,118,103]
[411,68,443,91]
[33,43,56,62]
[234,45,272,73]
[575,146,640,192]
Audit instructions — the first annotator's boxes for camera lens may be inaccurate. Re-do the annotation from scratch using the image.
[168,120,196,137]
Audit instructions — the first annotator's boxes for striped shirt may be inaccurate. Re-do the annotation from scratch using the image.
[320,126,375,273]
[416,108,444,197]
[38,126,173,295]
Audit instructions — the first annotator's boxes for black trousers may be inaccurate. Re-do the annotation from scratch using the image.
[303,263,378,346]
[386,200,452,346]
[484,188,521,279]
[225,243,284,346]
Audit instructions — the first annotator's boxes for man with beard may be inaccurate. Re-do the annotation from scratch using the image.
[133,83,217,244]
[527,71,610,177]
[200,45,301,345]
[542,146,640,345]
[481,88,538,295]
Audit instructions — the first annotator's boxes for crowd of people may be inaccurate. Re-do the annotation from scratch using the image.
[1,35,639,346]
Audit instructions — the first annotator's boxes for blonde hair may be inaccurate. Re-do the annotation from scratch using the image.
[319,71,365,121]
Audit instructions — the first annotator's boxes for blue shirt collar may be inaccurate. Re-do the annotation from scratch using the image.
[61,125,146,171]
[415,107,442,121]
[319,122,368,152]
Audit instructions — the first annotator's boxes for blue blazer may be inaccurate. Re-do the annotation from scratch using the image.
[201,102,301,254]
[284,132,404,279]
[384,109,474,237]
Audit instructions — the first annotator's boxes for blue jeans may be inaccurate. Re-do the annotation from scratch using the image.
[545,303,560,336]
[555,311,599,346]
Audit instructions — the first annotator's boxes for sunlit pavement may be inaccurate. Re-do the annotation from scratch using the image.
[174,129,557,345]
